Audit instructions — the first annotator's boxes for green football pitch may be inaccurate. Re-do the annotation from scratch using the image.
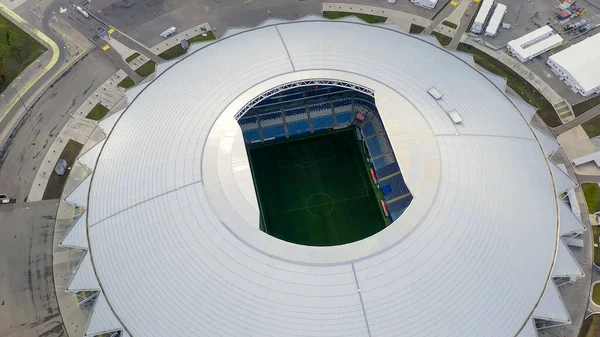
[247,129,386,246]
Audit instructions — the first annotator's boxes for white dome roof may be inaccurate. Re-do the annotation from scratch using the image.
[63,18,584,337]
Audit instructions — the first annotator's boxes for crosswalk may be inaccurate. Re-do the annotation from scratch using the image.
[554,100,575,123]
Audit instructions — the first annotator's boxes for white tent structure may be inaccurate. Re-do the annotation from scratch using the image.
[547,33,600,97]
[61,17,584,337]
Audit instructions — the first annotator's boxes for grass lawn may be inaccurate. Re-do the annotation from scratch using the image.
[248,129,386,246]
[0,14,47,93]
[125,52,140,63]
[593,283,600,305]
[409,24,425,34]
[135,60,156,77]
[431,31,452,46]
[578,314,600,337]
[582,115,600,138]
[85,103,109,121]
[573,95,600,117]
[159,31,216,60]
[457,43,561,127]
[43,140,84,200]
[117,76,135,89]
[322,11,387,24]
[581,183,600,265]
[442,20,458,29]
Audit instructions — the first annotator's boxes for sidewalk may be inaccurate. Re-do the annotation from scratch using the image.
[27,70,127,202]
[151,23,212,55]
[322,3,431,32]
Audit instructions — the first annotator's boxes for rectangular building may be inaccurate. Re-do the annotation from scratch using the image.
[410,0,439,10]
[547,33,600,97]
[506,26,563,62]
[485,4,507,37]
[471,0,495,33]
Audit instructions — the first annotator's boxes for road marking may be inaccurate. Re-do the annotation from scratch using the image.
[451,1,458,5]
[0,3,60,126]
[102,45,111,51]
[107,27,115,34]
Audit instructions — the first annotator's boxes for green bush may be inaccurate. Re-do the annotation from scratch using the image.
[125,52,140,63]
[322,11,387,24]
[135,60,156,77]
[85,103,109,121]
[118,76,135,89]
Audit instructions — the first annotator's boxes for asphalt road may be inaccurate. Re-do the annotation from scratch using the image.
[0,48,118,202]
[0,200,65,337]
[0,0,70,152]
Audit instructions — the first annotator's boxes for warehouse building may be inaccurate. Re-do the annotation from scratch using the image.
[507,26,564,62]
[547,33,600,97]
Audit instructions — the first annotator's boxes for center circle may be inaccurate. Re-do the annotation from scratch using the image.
[305,193,335,217]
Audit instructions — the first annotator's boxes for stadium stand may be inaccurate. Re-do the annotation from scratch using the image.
[258,110,286,139]
[239,114,261,143]
[333,98,353,124]
[236,86,412,221]
[365,134,392,158]
[285,106,311,136]
[309,100,335,131]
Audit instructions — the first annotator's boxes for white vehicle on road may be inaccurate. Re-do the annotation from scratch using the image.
[0,194,10,204]
[160,27,177,38]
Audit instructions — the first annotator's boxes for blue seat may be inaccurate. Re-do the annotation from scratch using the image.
[381,175,411,201]
[335,111,352,124]
[366,134,392,157]
[374,162,400,178]
[287,120,311,135]
[372,153,396,170]
[312,115,334,131]
[262,124,286,139]
[243,128,261,142]
[386,195,413,221]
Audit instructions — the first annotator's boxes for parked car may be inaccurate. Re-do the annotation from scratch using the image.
[0,194,10,204]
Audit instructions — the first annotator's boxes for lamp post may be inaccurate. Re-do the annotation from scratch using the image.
[12,84,29,113]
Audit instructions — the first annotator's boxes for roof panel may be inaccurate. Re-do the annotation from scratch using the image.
[552,238,584,278]
[67,252,100,292]
[559,198,585,235]
[548,34,600,92]
[65,174,92,208]
[85,293,123,336]
[533,280,570,323]
[61,214,89,249]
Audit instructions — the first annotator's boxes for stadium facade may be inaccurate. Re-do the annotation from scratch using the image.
[60,16,586,337]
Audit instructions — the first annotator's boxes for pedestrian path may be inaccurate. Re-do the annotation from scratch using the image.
[322,3,432,32]
[150,23,212,55]
[554,100,575,123]
[27,70,127,202]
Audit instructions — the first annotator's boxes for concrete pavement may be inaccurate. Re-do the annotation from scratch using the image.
[0,48,118,203]
[0,200,66,337]
[552,105,600,137]
[323,3,432,32]
[27,70,126,202]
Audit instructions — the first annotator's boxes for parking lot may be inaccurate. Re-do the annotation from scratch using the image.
[469,0,600,104]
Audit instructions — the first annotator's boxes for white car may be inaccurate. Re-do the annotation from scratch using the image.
[0,194,10,204]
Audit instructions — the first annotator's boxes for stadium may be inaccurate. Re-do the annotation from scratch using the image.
[60,16,586,337]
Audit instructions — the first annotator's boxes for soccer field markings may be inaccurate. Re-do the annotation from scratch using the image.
[271,193,370,217]
[305,193,335,217]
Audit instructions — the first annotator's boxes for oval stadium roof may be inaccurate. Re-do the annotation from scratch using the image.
[62,18,584,337]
